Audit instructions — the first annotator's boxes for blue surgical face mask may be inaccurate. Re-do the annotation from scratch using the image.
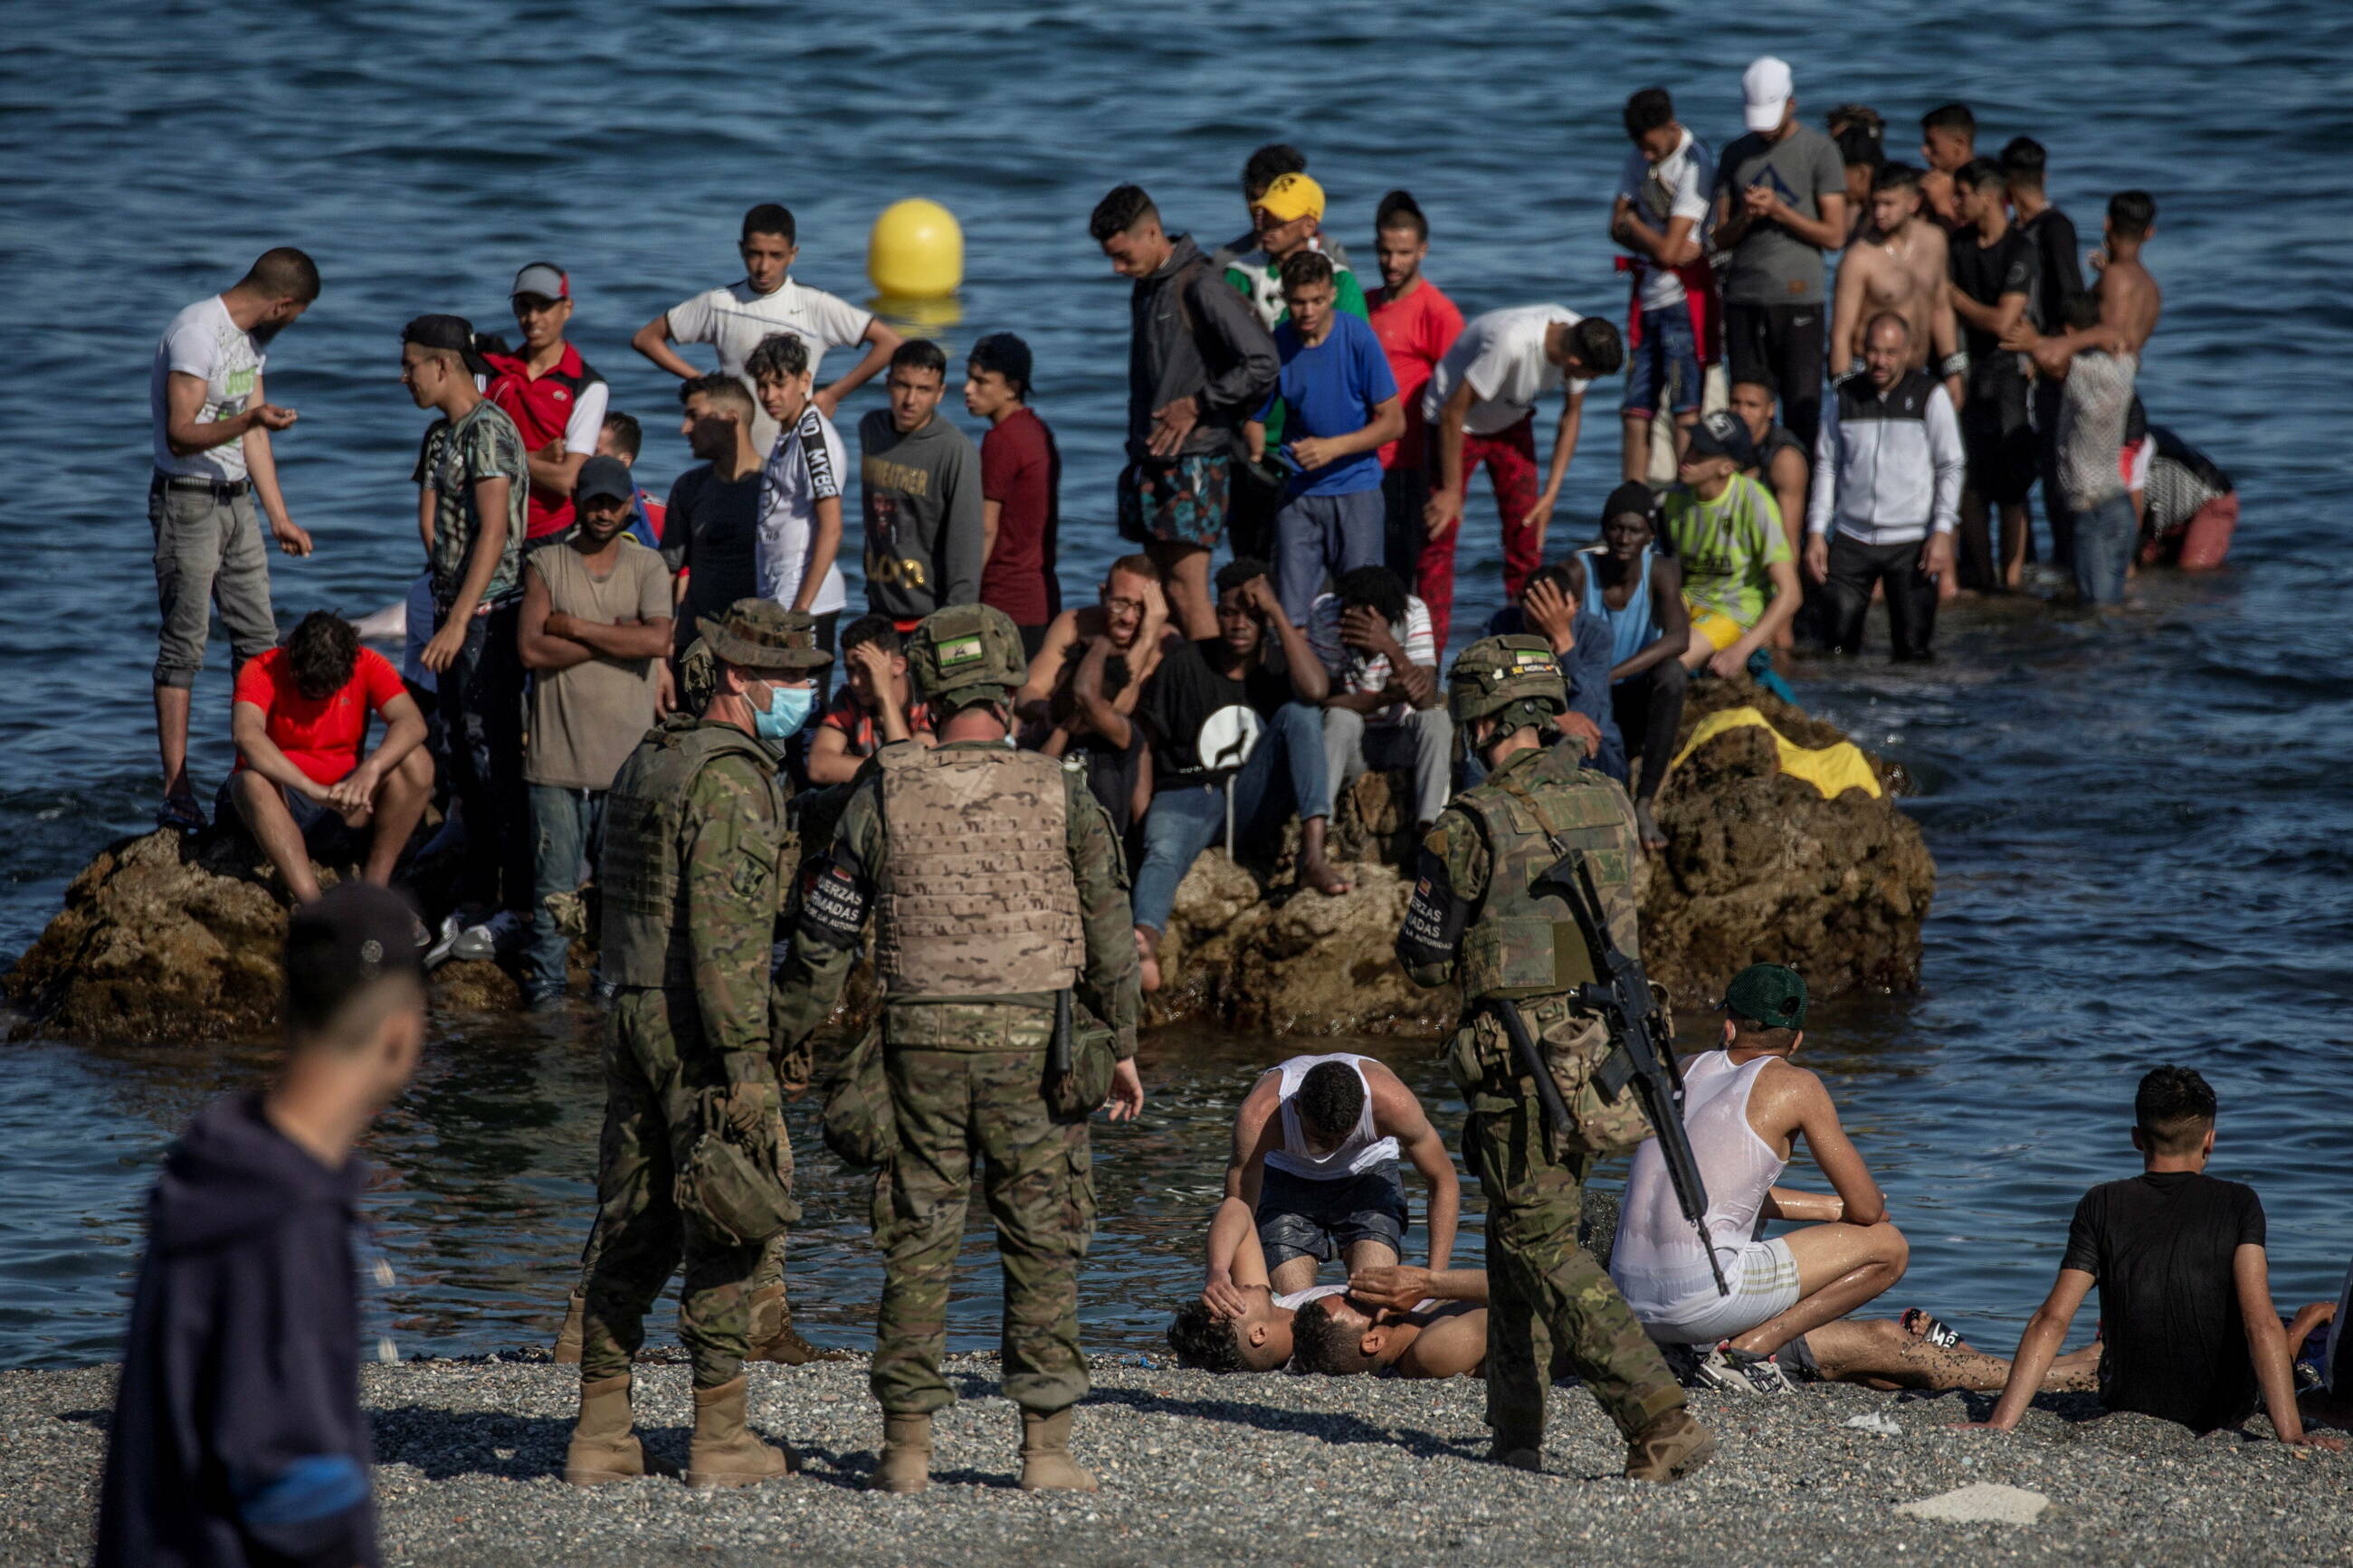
[751,679,815,743]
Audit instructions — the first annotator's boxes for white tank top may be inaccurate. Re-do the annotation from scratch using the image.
[1262,1053,1401,1180]
[1608,1051,1790,1316]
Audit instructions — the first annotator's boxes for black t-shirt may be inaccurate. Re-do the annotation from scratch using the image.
[1067,724,1144,832]
[1138,636,1294,791]
[1948,225,2040,370]
[2014,206,2083,333]
[665,464,761,652]
[2062,1171,2266,1432]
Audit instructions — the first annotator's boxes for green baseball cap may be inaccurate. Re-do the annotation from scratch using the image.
[1725,964,1807,1031]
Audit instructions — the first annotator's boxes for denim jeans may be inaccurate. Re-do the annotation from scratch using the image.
[2071,492,2138,606]
[1620,305,1703,418]
[1131,701,1328,933]
[527,784,605,999]
[437,598,531,913]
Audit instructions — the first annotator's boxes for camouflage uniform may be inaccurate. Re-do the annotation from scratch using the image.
[774,606,1140,1421]
[578,611,819,1393]
[1396,638,1686,1455]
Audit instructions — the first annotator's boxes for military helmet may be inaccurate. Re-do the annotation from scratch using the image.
[1447,635,1567,731]
[906,603,1029,711]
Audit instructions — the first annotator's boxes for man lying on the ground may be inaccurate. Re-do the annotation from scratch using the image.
[1200,1053,1458,1325]
[1167,1211,1357,1372]
[1965,1066,2345,1448]
[1291,1262,1489,1378]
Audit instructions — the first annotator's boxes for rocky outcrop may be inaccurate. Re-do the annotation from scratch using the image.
[8,678,1931,1044]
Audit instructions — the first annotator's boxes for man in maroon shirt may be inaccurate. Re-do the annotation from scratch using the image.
[964,334,1062,657]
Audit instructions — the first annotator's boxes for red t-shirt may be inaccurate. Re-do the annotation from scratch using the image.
[233,646,406,785]
[818,689,934,757]
[977,406,1061,627]
[482,341,604,538]
[1367,279,1465,470]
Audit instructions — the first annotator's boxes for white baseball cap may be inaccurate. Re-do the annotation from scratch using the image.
[1743,56,1794,133]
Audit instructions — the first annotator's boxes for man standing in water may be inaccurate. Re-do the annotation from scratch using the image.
[1396,636,1713,1483]
[148,247,320,832]
[775,604,1143,1495]
[563,600,826,1490]
[1366,191,1463,584]
[1828,165,1958,400]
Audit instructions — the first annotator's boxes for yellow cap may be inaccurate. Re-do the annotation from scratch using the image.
[1253,172,1325,224]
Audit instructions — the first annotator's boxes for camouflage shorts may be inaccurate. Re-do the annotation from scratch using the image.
[1118,454,1230,547]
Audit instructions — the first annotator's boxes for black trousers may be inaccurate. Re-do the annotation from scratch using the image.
[1380,464,1429,587]
[1723,300,1827,448]
[1608,658,1689,803]
[1809,534,1939,660]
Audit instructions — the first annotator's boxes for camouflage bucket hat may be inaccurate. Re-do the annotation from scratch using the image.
[695,599,834,674]
[906,603,1028,707]
[1447,634,1567,727]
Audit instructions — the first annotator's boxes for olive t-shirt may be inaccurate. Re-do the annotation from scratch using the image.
[2061,1171,2266,1433]
[526,538,673,790]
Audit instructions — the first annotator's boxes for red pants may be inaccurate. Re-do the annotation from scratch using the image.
[1417,415,1541,651]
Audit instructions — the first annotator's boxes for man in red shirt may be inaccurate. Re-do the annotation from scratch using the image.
[482,262,610,540]
[225,611,434,907]
[1366,193,1464,592]
[964,334,1062,658]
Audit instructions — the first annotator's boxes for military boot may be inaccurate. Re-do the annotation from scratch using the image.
[872,1412,933,1494]
[684,1376,798,1488]
[1624,1409,1717,1484]
[1016,1407,1098,1492]
[550,1290,586,1364]
[748,1283,846,1364]
[562,1374,645,1486]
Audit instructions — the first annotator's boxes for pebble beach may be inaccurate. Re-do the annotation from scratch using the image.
[5,1350,2344,1566]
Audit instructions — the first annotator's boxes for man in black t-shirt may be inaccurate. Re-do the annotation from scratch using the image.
[2001,138,2089,568]
[1947,157,2040,595]
[1127,557,1336,991]
[1967,1067,2340,1446]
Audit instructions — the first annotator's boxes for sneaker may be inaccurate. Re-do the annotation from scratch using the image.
[449,910,525,963]
[1692,1342,1796,1396]
[422,913,467,970]
[411,917,433,952]
[157,794,208,832]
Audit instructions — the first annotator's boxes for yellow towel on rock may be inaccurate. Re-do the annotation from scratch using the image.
[1666,707,1883,800]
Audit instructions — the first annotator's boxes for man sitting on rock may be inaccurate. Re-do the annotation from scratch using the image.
[225,610,435,910]
[1183,1054,1459,1364]
[1307,565,1453,835]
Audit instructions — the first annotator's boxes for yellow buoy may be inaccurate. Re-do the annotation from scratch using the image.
[867,198,963,299]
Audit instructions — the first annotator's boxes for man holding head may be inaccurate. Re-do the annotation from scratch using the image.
[1091,183,1281,641]
[148,246,321,832]
[634,203,901,450]
[861,338,984,630]
[1805,311,1964,660]
[481,262,608,541]
[565,599,829,1491]
[96,882,427,1567]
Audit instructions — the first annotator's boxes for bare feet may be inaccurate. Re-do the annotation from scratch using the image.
[1634,801,1668,851]
[1133,926,1161,993]
[1300,855,1352,897]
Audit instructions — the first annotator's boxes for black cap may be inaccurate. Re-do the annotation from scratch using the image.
[401,314,492,378]
[575,454,634,505]
[1601,481,1656,527]
[968,332,1034,397]
[1687,409,1758,470]
[284,883,425,1034]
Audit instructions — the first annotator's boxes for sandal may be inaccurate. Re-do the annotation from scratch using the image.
[157,794,207,832]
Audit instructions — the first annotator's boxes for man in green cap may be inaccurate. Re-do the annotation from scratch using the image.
[1609,962,1915,1395]
[1394,633,1713,1483]
[562,598,827,1490]
[775,601,1144,1494]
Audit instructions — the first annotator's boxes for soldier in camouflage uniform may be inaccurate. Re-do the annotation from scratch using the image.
[562,600,829,1490]
[1395,635,1715,1484]
[773,603,1144,1495]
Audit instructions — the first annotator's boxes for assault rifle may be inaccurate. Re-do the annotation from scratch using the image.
[1546,857,1728,1298]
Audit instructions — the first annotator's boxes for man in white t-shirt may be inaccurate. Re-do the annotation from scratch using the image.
[747,333,849,683]
[1611,88,1716,483]
[1418,306,1624,651]
[631,202,901,450]
[147,247,322,832]
[1308,565,1453,832]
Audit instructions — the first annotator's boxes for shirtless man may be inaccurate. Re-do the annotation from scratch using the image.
[1831,164,1960,408]
[1291,1263,1491,1378]
[1015,551,1173,726]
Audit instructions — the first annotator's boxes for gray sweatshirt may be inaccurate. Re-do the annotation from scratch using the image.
[859,410,983,621]
[1126,234,1279,461]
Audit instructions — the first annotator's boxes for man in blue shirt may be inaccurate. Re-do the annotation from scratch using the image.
[1482,565,1622,780]
[1246,252,1405,623]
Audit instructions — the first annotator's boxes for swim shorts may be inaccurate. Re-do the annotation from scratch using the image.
[1684,599,1747,652]
[1640,1236,1803,1346]
[1118,453,1230,548]
[1255,1164,1408,1272]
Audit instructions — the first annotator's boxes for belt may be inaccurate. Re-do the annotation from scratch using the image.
[153,473,251,498]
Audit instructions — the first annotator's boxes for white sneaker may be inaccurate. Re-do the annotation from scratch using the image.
[423,913,467,970]
[1692,1343,1796,1396]
[449,909,525,962]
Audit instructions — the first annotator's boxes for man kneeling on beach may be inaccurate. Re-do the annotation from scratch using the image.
[1173,1054,1458,1370]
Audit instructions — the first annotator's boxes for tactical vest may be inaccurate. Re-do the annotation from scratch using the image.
[1453,744,1641,1002]
[872,744,1083,997]
[599,717,788,987]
